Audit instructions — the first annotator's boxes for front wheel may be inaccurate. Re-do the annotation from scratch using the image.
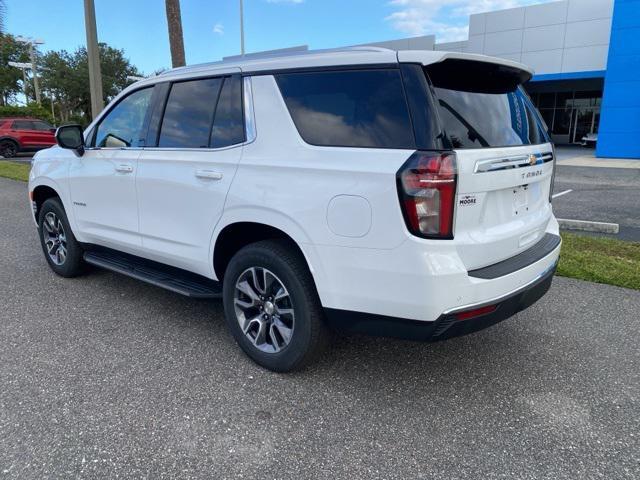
[38,198,85,277]
[222,240,329,372]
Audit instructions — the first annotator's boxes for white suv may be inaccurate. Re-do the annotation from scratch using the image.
[29,48,561,371]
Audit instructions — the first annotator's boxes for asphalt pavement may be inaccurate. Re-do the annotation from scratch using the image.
[552,164,640,241]
[1,177,639,479]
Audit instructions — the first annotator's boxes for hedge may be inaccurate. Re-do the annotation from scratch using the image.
[0,104,55,124]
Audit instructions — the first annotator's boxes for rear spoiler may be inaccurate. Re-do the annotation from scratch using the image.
[397,50,533,93]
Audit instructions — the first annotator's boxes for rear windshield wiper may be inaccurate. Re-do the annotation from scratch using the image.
[438,99,490,148]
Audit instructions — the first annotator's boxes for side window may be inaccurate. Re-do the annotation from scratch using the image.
[275,69,415,149]
[32,121,54,131]
[94,87,153,148]
[210,76,245,148]
[158,78,222,148]
[13,120,34,130]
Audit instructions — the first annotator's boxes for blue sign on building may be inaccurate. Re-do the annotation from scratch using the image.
[597,0,640,159]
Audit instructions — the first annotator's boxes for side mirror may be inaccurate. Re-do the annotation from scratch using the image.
[55,124,85,156]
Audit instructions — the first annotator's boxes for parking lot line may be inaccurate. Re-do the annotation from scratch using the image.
[552,189,573,199]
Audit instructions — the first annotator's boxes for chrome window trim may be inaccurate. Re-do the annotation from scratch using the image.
[141,144,244,153]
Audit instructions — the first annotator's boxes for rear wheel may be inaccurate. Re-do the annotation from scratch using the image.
[0,140,18,158]
[38,198,85,277]
[222,240,329,372]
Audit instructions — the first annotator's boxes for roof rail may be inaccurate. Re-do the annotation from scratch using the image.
[222,45,309,62]
[339,45,395,53]
[158,44,397,76]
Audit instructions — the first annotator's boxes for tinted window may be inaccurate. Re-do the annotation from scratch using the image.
[13,120,34,130]
[159,78,222,148]
[95,87,153,148]
[210,76,245,148]
[433,87,548,149]
[276,69,415,149]
[32,121,53,131]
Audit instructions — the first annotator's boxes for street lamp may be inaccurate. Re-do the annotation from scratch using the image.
[8,61,57,123]
[15,36,44,105]
[7,61,31,100]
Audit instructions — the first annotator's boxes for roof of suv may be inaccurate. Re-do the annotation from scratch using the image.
[0,117,41,121]
[137,47,533,86]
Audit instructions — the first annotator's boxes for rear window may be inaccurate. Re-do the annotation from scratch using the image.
[433,87,548,149]
[159,78,223,148]
[426,60,548,149]
[12,120,34,130]
[210,76,245,148]
[276,69,415,149]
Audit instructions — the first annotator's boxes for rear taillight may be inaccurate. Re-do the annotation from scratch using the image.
[397,151,457,239]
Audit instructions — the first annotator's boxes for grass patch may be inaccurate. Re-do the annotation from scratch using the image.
[0,160,30,182]
[558,232,640,290]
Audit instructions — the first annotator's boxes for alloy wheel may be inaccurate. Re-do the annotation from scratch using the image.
[42,212,67,265]
[233,267,295,353]
[0,141,17,158]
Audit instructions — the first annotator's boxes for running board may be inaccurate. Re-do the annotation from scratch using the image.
[83,250,222,299]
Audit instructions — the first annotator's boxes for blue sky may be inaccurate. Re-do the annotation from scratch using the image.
[5,0,552,75]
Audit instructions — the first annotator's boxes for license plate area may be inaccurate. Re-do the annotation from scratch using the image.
[512,185,529,216]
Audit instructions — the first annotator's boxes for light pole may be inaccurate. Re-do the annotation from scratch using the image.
[83,0,104,119]
[7,61,31,101]
[240,0,245,55]
[8,61,56,123]
[48,89,56,124]
[15,36,44,105]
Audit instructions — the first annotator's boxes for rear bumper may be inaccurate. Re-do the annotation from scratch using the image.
[324,260,556,342]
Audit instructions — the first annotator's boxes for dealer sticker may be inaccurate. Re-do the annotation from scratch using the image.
[459,195,477,206]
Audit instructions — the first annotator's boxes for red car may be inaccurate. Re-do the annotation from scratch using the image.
[0,117,56,158]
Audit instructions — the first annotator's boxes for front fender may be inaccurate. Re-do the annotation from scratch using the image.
[29,149,78,235]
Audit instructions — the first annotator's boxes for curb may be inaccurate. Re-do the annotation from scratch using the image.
[558,218,619,234]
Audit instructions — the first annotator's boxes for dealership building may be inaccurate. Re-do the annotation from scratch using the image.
[368,0,639,159]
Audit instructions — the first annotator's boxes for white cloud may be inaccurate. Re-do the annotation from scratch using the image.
[213,23,224,35]
[386,0,555,41]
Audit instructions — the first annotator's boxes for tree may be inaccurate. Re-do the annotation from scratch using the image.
[39,43,142,124]
[165,0,185,68]
[0,33,31,105]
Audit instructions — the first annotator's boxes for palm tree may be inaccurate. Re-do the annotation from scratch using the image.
[165,0,186,68]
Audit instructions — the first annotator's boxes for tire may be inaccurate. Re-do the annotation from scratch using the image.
[0,139,18,158]
[222,240,330,372]
[38,197,86,277]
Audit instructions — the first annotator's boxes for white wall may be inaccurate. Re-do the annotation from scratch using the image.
[444,0,614,75]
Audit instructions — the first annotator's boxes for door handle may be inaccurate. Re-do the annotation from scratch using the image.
[195,169,223,180]
[115,164,134,173]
